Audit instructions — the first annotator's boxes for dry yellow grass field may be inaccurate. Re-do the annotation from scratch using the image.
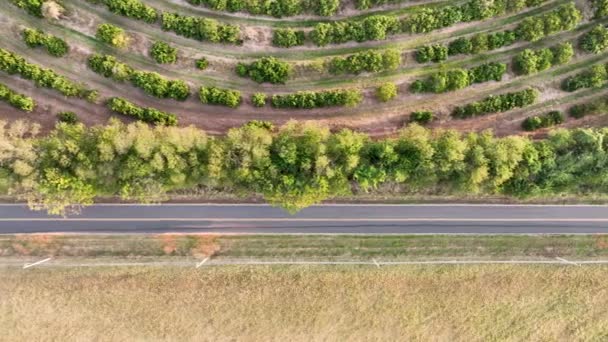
[2,265,608,341]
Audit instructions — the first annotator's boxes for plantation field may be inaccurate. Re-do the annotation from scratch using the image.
[3,264,608,340]
[2,0,608,136]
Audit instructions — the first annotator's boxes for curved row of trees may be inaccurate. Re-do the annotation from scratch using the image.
[306,0,549,47]
[187,0,340,17]
[415,3,581,64]
[88,54,190,100]
[4,119,608,215]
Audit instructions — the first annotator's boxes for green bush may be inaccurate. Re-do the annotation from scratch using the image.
[108,97,178,125]
[237,57,292,84]
[22,28,69,57]
[0,48,93,98]
[195,58,209,70]
[376,82,397,102]
[415,45,448,63]
[57,111,78,124]
[452,88,538,119]
[199,86,241,107]
[580,25,608,54]
[187,0,339,17]
[103,0,158,23]
[271,89,362,109]
[251,93,266,107]
[150,41,177,64]
[272,28,305,48]
[410,110,433,124]
[0,83,35,112]
[521,111,564,131]
[96,23,129,48]
[329,49,401,74]
[161,12,241,44]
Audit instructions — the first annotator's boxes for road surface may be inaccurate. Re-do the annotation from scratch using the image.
[1,203,608,234]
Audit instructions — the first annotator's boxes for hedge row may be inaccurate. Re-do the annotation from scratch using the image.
[107,97,178,126]
[522,110,564,131]
[562,64,608,92]
[416,31,516,63]
[411,62,506,93]
[0,48,95,99]
[101,0,158,23]
[329,49,401,75]
[405,0,546,35]
[514,3,581,42]
[236,57,292,84]
[187,0,340,17]
[0,83,35,112]
[271,89,362,108]
[22,28,69,57]
[451,88,538,118]
[513,42,573,75]
[199,86,242,107]
[308,0,547,47]
[88,54,190,100]
[310,15,400,47]
[161,12,241,44]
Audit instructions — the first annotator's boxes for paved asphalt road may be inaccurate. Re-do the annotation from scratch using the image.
[2,204,608,234]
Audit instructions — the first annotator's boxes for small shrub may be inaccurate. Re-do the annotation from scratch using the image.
[376,82,397,102]
[251,93,266,107]
[150,41,177,64]
[195,58,209,70]
[272,28,305,48]
[410,111,433,124]
[57,111,78,124]
[96,23,129,48]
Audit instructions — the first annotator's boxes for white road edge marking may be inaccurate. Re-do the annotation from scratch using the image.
[555,257,580,266]
[196,257,209,268]
[23,257,52,269]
